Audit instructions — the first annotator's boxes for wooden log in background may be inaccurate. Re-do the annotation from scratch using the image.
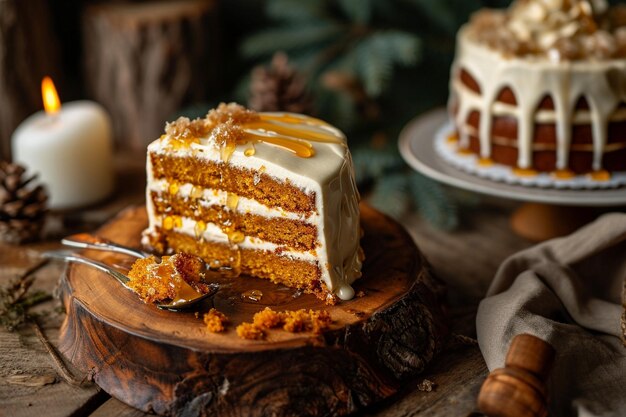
[82,0,219,151]
[0,0,62,160]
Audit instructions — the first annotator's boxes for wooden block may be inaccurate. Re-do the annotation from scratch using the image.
[57,203,448,416]
[82,0,219,150]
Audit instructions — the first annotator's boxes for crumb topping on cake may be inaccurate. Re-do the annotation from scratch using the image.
[206,102,260,126]
[467,0,626,61]
[160,102,342,160]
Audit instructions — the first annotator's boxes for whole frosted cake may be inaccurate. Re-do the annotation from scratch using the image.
[142,103,362,303]
[448,0,626,179]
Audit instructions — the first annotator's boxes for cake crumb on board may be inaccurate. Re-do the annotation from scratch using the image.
[237,307,333,340]
[203,308,228,333]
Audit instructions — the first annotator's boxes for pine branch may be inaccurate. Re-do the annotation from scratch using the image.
[0,259,52,331]
[337,0,374,24]
[367,173,410,219]
[267,0,325,21]
[315,88,358,130]
[384,30,423,66]
[241,23,343,59]
[356,34,394,97]
[354,31,421,97]
[352,143,404,183]
[405,0,457,33]
[408,172,459,230]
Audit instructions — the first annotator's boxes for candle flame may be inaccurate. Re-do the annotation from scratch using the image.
[41,76,61,115]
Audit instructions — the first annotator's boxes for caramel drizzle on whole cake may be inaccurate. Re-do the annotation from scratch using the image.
[163,103,343,160]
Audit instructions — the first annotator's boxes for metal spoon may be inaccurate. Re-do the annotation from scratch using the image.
[43,250,218,311]
[61,233,150,259]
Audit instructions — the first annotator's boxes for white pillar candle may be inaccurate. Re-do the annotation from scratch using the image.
[12,101,115,210]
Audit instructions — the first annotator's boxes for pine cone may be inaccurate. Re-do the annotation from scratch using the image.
[248,52,314,115]
[0,162,48,244]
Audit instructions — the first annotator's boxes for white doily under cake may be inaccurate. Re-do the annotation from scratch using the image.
[434,121,626,190]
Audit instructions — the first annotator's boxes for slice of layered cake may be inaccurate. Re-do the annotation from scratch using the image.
[143,103,362,303]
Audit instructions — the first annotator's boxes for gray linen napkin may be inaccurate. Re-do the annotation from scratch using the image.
[477,213,626,417]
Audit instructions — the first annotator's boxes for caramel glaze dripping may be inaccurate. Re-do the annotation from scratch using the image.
[552,169,575,180]
[259,113,330,127]
[169,280,203,306]
[240,115,344,159]
[513,167,539,177]
[447,132,459,144]
[478,157,494,167]
[589,170,611,181]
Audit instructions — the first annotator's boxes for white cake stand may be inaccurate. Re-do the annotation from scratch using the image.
[398,109,626,240]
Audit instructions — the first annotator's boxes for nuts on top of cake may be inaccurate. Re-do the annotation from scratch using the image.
[466,0,626,60]
[127,253,212,304]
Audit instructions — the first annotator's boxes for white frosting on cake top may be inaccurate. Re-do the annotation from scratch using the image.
[145,105,362,300]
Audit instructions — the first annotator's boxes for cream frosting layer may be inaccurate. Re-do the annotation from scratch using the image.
[144,111,361,301]
[149,179,318,223]
[453,79,626,124]
[151,214,318,263]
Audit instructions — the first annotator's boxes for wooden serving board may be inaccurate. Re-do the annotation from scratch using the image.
[58,203,448,417]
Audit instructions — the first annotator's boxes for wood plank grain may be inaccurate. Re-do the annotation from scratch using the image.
[90,398,147,417]
[0,245,106,417]
[0,152,155,417]
[368,343,487,417]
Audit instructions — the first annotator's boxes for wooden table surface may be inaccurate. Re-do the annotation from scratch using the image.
[0,153,538,417]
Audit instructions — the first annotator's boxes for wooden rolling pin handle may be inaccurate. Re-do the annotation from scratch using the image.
[477,334,556,417]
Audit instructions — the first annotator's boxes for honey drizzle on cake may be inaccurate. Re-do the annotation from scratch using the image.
[163,103,343,161]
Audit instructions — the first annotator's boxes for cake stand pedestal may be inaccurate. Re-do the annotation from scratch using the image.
[57,204,447,417]
[399,109,626,241]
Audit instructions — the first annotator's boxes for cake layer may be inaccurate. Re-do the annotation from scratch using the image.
[151,215,317,262]
[149,179,316,222]
[150,190,318,251]
[466,135,626,173]
[456,71,626,125]
[150,153,316,214]
[146,228,324,296]
[463,113,626,146]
